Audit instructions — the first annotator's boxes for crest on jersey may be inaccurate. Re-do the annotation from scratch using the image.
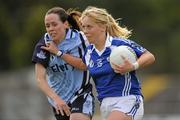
[89,59,94,68]
[36,50,46,59]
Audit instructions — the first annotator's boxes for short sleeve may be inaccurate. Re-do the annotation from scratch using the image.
[128,40,147,57]
[32,37,50,68]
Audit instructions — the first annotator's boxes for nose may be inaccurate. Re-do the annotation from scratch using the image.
[83,30,88,35]
[49,25,54,31]
[82,27,88,35]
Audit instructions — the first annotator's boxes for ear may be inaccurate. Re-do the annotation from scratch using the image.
[100,25,106,32]
[63,21,69,28]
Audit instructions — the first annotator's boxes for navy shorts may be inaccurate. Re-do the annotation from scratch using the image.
[52,84,95,120]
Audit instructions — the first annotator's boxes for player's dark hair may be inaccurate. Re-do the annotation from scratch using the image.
[46,7,80,30]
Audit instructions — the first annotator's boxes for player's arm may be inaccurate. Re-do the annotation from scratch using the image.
[41,42,87,70]
[61,54,87,70]
[113,50,155,74]
[35,63,70,116]
[136,50,155,69]
[35,63,59,101]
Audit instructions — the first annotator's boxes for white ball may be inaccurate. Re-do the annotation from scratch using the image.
[109,45,137,68]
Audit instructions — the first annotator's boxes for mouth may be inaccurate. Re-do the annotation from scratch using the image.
[50,33,56,38]
[85,35,91,39]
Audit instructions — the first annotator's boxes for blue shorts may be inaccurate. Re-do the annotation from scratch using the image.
[52,84,95,120]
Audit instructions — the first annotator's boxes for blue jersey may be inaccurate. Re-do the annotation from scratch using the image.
[32,29,90,106]
[83,34,146,101]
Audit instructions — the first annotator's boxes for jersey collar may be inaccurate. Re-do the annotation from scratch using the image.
[65,29,76,40]
[91,33,113,56]
[92,33,113,50]
[104,33,113,48]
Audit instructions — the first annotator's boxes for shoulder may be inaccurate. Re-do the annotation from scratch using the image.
[86,44,93,50]
[32,35,50,68]
[66,29,80,39]
[34,36,46,49]
[111,37,134,46]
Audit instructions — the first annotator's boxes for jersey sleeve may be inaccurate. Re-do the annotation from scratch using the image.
[82,51,87,65]
[82,45,93,66]
[114,38,147,58]
[127,40,147,57]
[32,37,50,68]
[79,31,89,46]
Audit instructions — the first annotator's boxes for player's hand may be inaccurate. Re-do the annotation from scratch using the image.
[54,97,71,116]
[112,56,134,74]
[41,42,59,55]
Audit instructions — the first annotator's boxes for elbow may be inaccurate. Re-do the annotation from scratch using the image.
[79,64,87,71]
[147,52,155,65]
[81,63,87,71]
[36,78,41,88]
[141,51,156,66]
[36,77,44,89]
[150,53,156,64]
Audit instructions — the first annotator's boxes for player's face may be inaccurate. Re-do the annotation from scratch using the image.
[45,13,68,43]
[81,16,106,44]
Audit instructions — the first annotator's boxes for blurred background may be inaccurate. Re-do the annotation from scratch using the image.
[0,0,180,120]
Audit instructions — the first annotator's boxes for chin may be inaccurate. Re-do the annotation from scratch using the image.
[52,36,58,41]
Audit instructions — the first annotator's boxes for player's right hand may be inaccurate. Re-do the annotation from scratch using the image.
[54,97,71,116]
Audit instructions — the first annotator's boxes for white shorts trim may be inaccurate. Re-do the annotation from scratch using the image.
[100,95,144,120]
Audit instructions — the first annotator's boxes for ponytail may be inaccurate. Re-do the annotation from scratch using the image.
[67,15,80,31]
[67,8,82,31]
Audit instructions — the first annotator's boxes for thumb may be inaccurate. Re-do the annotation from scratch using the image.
[41,46,48,50]
[120,55,126,60]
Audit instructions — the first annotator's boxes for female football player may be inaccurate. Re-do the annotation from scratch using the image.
[32,7,94,120]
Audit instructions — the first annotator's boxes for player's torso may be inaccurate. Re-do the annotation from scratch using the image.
[85,37,143,100]
[47,30,84,102]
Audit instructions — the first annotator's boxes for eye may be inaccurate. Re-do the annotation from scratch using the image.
[45,24,50,29]
[87,25,92,29]
[82,25,92,30]
[52,22,58,27]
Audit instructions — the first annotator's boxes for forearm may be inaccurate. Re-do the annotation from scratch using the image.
[37,77,59,100]
[136,51,155,69]
[61,53,87,70]
[41,42,87,70]
[35,63,59,100]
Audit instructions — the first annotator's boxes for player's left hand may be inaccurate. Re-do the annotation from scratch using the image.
[41,42,59,55]
[112,56,134,74]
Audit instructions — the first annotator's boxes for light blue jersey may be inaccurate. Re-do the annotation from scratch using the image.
[32,29,90,107]
[83,34,146,102]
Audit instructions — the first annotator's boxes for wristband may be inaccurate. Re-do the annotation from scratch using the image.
[132,62,139,70]
[56,50,63,57]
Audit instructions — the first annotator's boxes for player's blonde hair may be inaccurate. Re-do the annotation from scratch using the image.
[80,6,131,38]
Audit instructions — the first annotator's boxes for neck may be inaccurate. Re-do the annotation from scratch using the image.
[53,29,67,45]
[95,33,107,51]
[53,37,62,45]
[54,34,66,45]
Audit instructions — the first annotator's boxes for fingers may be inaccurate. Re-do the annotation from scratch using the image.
[111,56,132,74]
[45,41,51,46]
[120,55,126,60]
[55,107,64,115]
[62,105,71,116]
[40,42,58,55]
[59,107,65,116]
[111,62,127,74]
[41,46,47,50]
[41,41,52,50]
[56,105,71,116]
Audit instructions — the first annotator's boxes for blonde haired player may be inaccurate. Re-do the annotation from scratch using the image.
[79,6,155,120]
